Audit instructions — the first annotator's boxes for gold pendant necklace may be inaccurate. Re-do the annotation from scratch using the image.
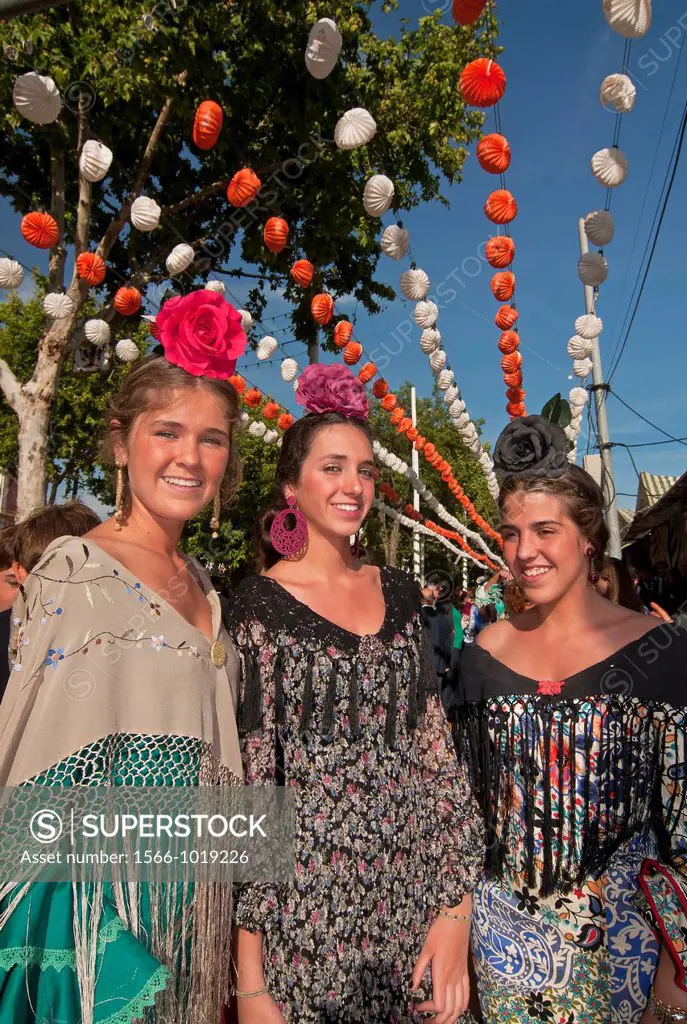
[210,639,226,668]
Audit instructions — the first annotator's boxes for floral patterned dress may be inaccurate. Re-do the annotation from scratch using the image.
[455,624,687,1024]
[224,567,485,1023]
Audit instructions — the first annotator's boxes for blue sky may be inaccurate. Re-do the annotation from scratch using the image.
[1,0,685,512]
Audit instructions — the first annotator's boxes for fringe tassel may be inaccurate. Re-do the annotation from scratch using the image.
[349,663,361,739]
[385,662,399,748]
[274,649,286,726]
[322,658,338,735]
[299,654,315,736]
[239,647,262,734]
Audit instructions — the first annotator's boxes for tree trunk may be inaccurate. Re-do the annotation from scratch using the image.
[388,518,400,568]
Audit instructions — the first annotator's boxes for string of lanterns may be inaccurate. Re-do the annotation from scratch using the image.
[374,498,489,570]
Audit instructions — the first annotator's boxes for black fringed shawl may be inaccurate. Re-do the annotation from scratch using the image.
[222,567,434,749]
[455,623,687,896]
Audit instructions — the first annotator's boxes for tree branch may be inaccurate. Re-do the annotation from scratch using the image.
[49,146,67,291]
[158,161,284,219]
[0,357,21,413]
[74,95,92,260]
[97,71,188,261]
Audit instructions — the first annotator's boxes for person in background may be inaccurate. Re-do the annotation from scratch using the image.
[0,526,18,700]
[448,588,466,694]
[474,569,508,621]
[461,589,486,646]
[595,557,644,613]
[422,584,453,708]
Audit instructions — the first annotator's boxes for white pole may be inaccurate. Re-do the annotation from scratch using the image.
[577,218,622,560]
[411,386,422,581]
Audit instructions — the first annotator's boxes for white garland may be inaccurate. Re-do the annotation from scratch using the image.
[374,499,488,569]
[373,440,506,568]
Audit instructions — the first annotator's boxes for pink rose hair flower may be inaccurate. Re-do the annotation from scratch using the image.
[295,363,369,420]
[156,289,247,379]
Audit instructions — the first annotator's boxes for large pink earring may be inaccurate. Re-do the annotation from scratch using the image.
[270,496,308,557]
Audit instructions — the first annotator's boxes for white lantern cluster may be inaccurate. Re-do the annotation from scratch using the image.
[563,305,603,460]
[13,72,62,125]
[375,498,483,567]
[565,386,590,458]
[305,18,342,80]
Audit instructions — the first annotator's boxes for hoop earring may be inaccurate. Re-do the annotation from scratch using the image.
[587,547,599,584]
[210,491,221,539]
[270,496,308,558]
[114,461,126,531]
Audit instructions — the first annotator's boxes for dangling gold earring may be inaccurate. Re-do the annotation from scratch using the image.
[210,491,221,539]
[114,460,126,531]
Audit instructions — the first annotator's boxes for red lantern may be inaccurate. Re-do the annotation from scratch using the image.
[278,412,295,431]
[501,351,523,374]
[485,236,515,269]
[452,0,486,25]
[477,133,511,174]
[491,271,515,301]
[311,293,334,325]
[229,373,246,394]
[193,101,223,151]
[21,212,59,249]
[264,217,289,254]
[114,286,142,316]
[506,401,527,418]
[262,401,279,420]
[506,385,525,403]
[358,362,377,384]
[290,259,314,288]
[381,394,397,412]
[243,388,262,408]
[343,341,362,365]
[503,370,523,388]
[76,252,106,286]
[373,378,389,399]
[227,169,262,207]
[459,58,507,108]
[485,189,517,225]
[495,305,519,330]
[333,321,353,349]
[498,330,520,354]
[390,407,404,426]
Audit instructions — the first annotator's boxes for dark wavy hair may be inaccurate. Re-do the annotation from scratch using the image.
[257,411,373,571]
[498,464,609,575]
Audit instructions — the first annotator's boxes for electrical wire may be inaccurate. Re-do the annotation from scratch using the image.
[609,389,687,447]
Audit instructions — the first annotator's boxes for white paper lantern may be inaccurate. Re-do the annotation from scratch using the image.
[257,335,278,361]
[264,428,279,444]
[449,398,466,418]
[84,318,111,346]
[363,175,394,217]
[0,258,24,290]
[43,292,75,319]
[429,348,447,373]
[569,386,589,408]
[79,140,113,183]
[578,252,608,287]
[602,0,652,38]
[166,243,194,276]
[13,72,62,125]
[437,369,455,390]
[584,210,615,246]
[239,411,250,428]
[467,436,481,455]
[305,17,342,80]
[600,73,636,113]
[567,335,594,359]
[115,338,140,362]
[239,309,253,332]
[443,385,460,404]
[591,147,629,188]
[130,196,161,231]
[573,357,593,379]
[453,411,470,430]
[564,423,578,442]
[575,313,603,339]
[249,420,267,437]
[479,452,491,467]
[281,357,298,382]
[413,300,439,329]
[400,268,430,301]
[420,328,441,354]
[380,224,409,261]
[204,280,226,293]
[334,108,377,150]
[570,414,583,430]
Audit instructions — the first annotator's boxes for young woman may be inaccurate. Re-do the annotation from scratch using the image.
[0,289,246,1023]
[456,415,687,1024]
[224,364,484,1024]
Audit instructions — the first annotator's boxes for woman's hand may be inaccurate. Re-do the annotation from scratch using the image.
[410,914,471,1024]
[649,602,672,622]
[236,992,287,1023]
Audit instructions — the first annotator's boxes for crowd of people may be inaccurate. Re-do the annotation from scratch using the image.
[0,291,685,1024]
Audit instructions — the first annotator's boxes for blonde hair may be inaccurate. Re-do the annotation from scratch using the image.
[102,356,243,514]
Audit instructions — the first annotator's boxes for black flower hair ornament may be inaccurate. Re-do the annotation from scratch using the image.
[494,394,573,481]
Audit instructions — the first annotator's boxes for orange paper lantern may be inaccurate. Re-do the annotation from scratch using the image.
[278,412,295,431]
[506,385,525,403]
[414,436,426,451]
[507,401,527,418]
[398,418,412,433]
[290,259,314,288]
[76,251,106,286]
[373,378,389,398]
[193,100,223,150]
[229,373,246,394]
[424,443,436,459]
[114,286,142,316]
[243,388,262,408]
[498,330,520,354]
[407,427,418,442]
[333,320,353,349]
[485,236,515,269]
[21,212,59,249]
[495,305,519,330]
[503,370,523,388]
[262,401,279,420]
[149,320,159,340]
[476,133,511,174]
[381,394,397,412]
[390,407,404,425]
[227,169,261,207]
[452,0,486,25]
[264,217,289,253]
[485,189,517,225]
[491,271,515,301]
[343,341,362,365]
[459,58,506,108]
[358,362,377,384]
[311,293,335,325]
[501,351,523,374]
